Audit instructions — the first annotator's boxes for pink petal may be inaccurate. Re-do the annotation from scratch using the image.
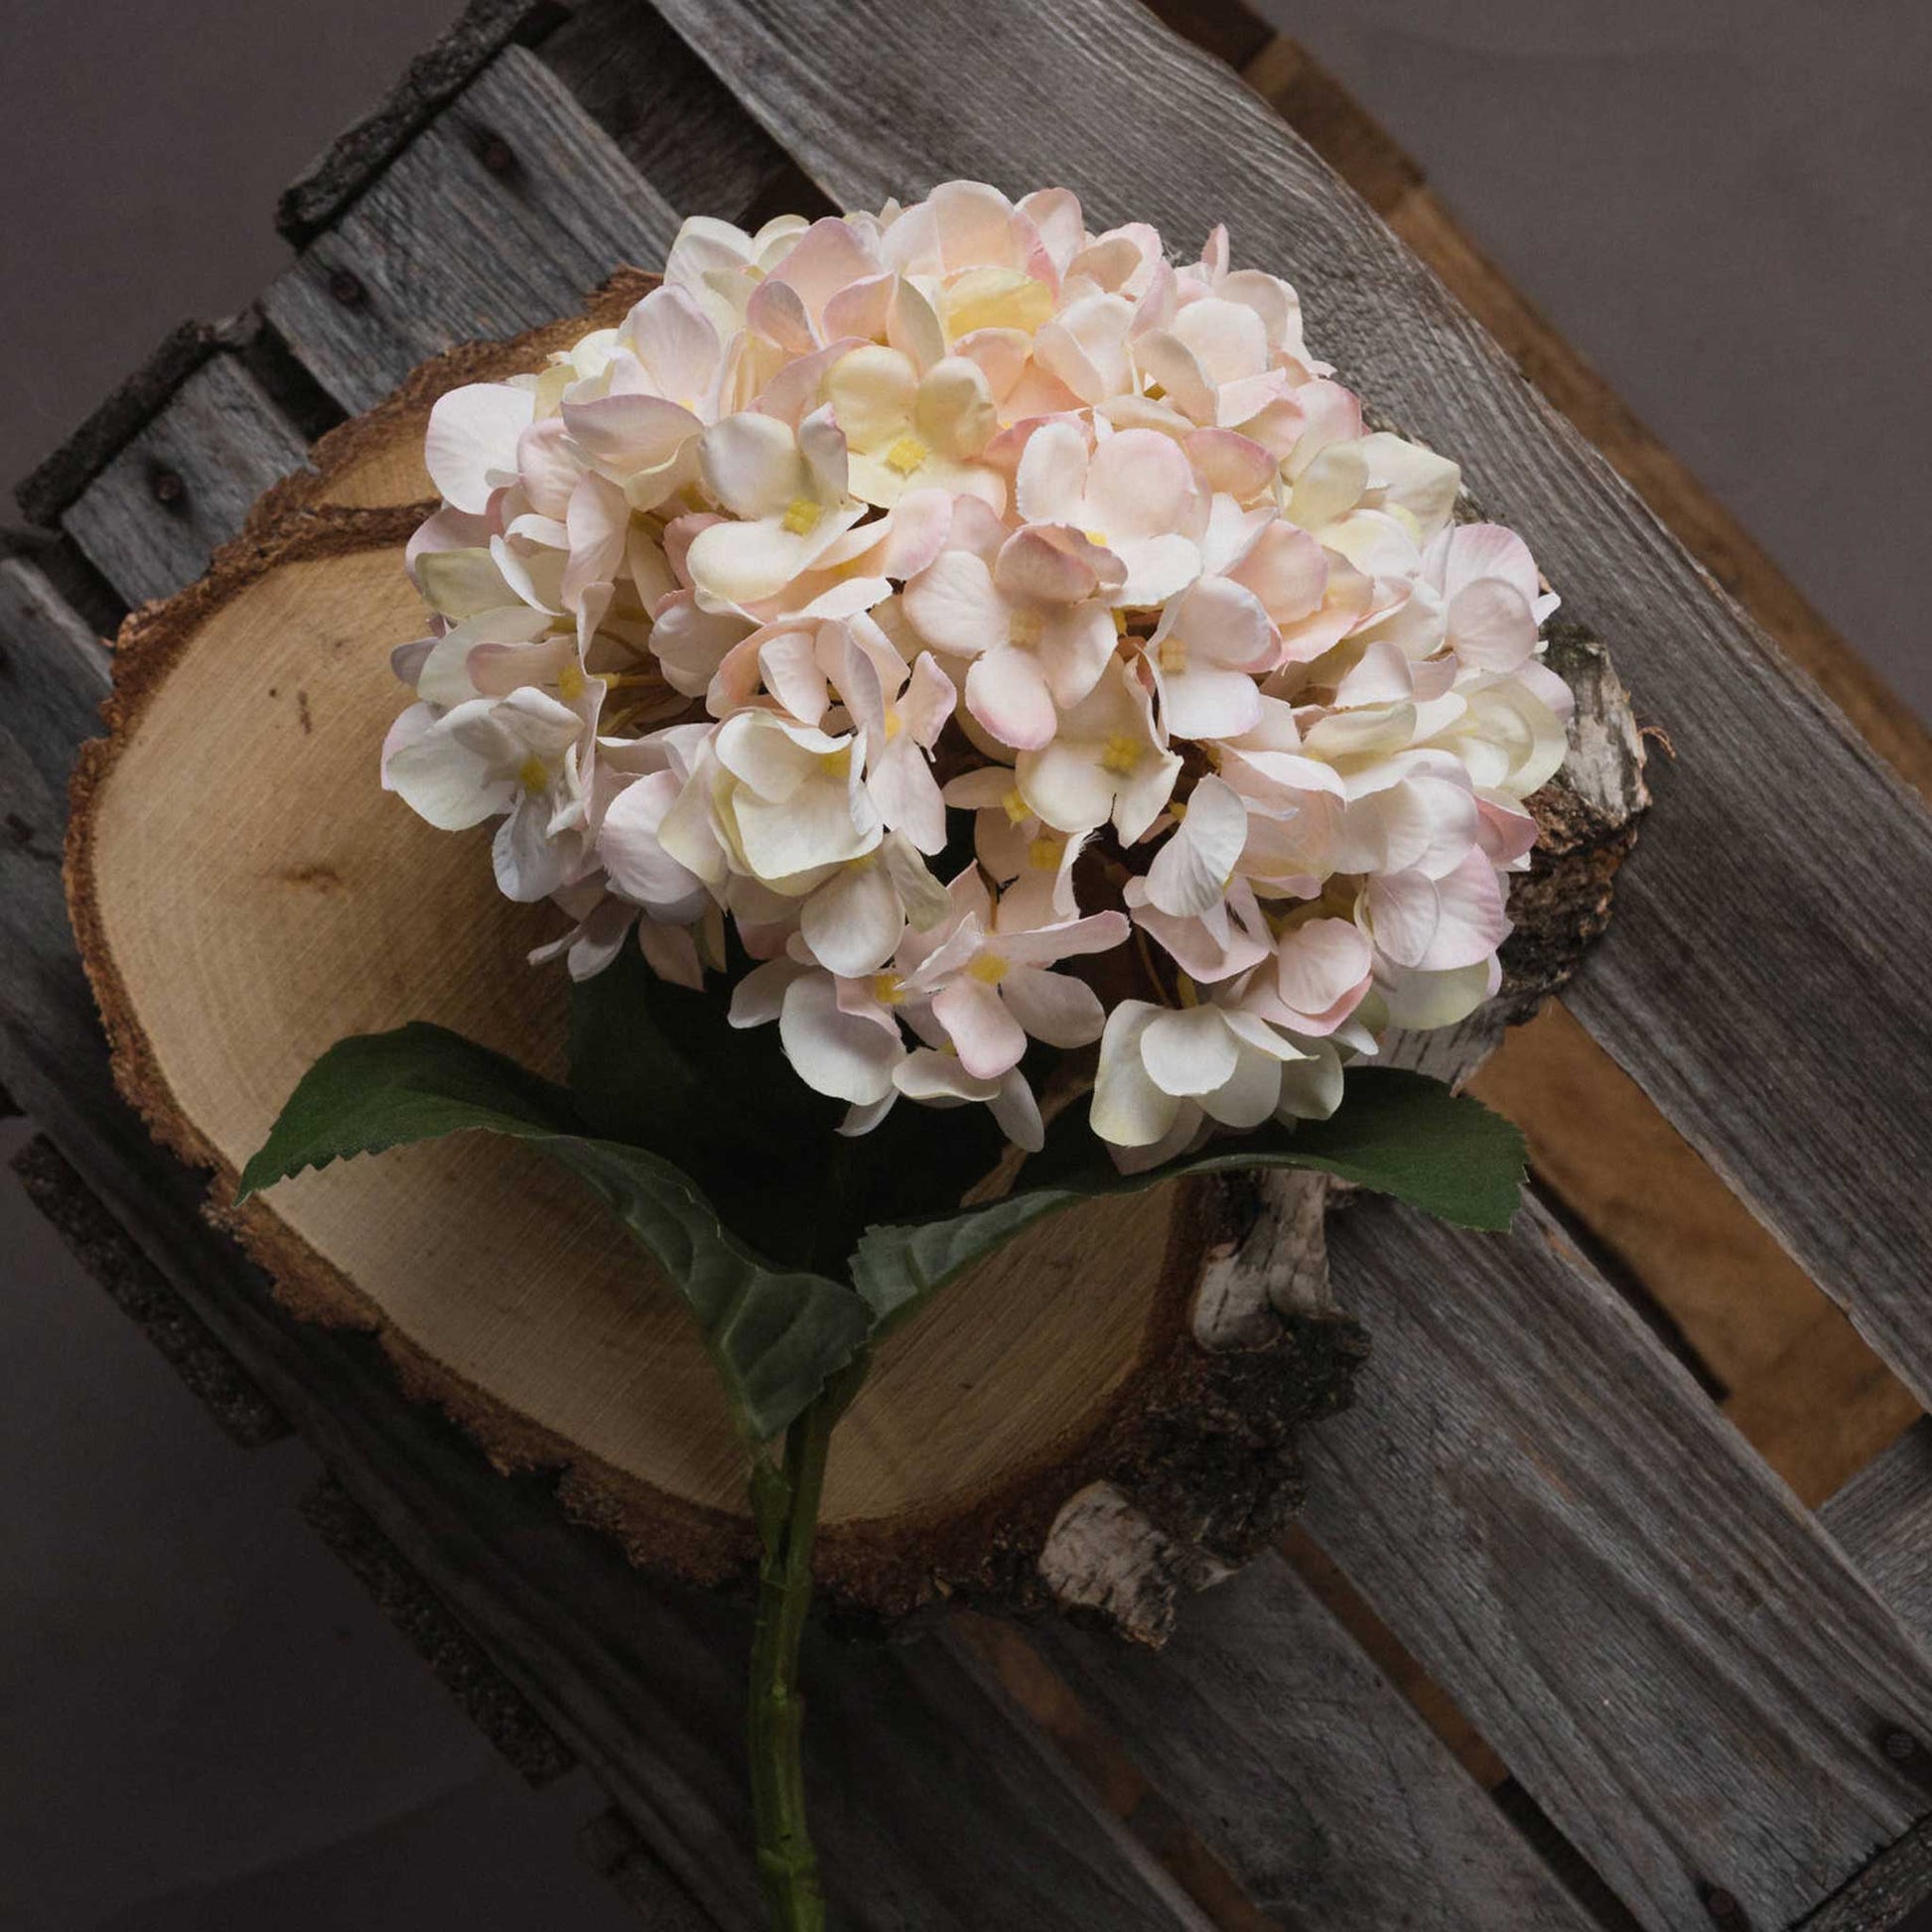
[932,976,1028,1078]
[967,647,1057,750]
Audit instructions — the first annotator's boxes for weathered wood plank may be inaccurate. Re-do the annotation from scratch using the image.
[537,0,802,221]
[262,47,683,413]
[1,581,1209,1932]
[1796,1815,1932,1932]
[276,0,564,242]
[1291,1191,1932,1931]
[1034,1550,1597,1931]
[1825,1423,1932,1646]
[13,321,215,529]
[643,0,1932,1484]
[0,554,112,796]
[60,354,310,606]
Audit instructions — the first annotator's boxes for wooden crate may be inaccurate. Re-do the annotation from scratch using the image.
[7,1,1932,1925]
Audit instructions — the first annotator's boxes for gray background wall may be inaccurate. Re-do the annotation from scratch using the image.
[0,1,1923,1926]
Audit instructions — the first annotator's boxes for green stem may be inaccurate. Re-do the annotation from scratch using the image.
[747,1355,867,1932]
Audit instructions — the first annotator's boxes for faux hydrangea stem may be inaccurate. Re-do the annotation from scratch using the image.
[747,1357,868,1931]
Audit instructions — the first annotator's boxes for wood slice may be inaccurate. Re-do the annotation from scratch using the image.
[66,271,1641,1638]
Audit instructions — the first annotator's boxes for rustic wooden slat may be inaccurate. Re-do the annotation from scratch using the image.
[1033,1550,1597,1931]
[536,0,803,222]
[1825,1423,1932,1646]
[261,47,683,413]
[0,554,112,795]
[643,0,1932,1457]
[59,354,310,606]
[1797,1817,1932,1932]
[1472,1003,1921,1506]
[1287,1192,1932,1931]
[275,0,563,242]
[13,321,215,529]
[0,584,1210,1932]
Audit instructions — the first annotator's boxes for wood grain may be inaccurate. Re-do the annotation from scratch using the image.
[1471,1002,1921,1505]
[262,48,683,412]
[643,0,1932,1433]
[1,567,1214,1932]
[0,556,112,795]
[1032,1550,1596,1931]
[1299,1191,1932,1931]
[537,0,801,222]
[275,0,561,241]
[1825,1422,1932,1646]
[60,354,309,606]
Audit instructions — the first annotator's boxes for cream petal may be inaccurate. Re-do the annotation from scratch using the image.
[1200,1036,1286,1130]
[619,284,720,408]
[1142,1005,1240,1098]
[1449,577,1538,672]
[426,382,534,513]
[967,647,1057,751]
[902,549,1006,657]
[1086,428,1200,541]
[779,971,901,1104]
[999,964,1105,1048]
[1146,775,1246,916]
[801,862,904,976]
[1274,1040,1345,1121]
[697,411,804,519]
[1091,1003,1181,1148]
[1275,917,1374,1029]
[1015,420,1091,525]
[825,344,918,451]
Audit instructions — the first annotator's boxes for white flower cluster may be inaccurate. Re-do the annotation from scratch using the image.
[383,181,1570,1168]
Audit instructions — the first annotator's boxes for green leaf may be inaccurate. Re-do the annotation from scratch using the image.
[237,1024,869,1442]
[850,1067,1524,1333]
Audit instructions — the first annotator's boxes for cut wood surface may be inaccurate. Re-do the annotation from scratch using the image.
[647,0,1932,1453]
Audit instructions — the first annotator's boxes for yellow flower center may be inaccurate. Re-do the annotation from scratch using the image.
[818,745,854,779]
[969,952,1010,986]
[1100,732,1144,778]
[873,972,905,1007]
[884,708,903,742]
[556,662,586,703]
[1158,635,1189,674]
[781,496,823,536]
[1029,834,1062,871]
[1008,609,1045,650]
[885,434,929,476]
[1001,786,1032,826]
[1084,527,1109,548]
[1112,609,1130,635]
[516,755,549,794]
